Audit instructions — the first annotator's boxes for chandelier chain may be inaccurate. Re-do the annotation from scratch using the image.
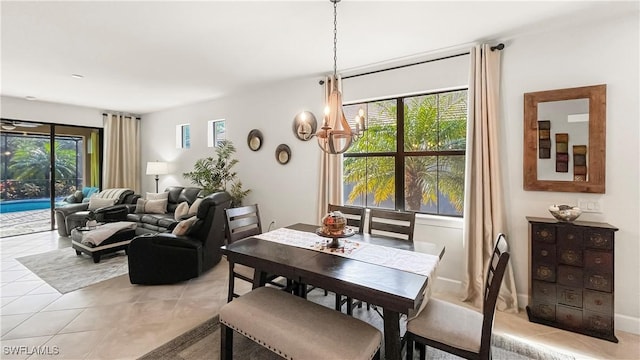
[333,0,338,87]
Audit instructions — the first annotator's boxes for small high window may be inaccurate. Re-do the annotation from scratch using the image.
[207,120,226,148]
[176,124,190,149]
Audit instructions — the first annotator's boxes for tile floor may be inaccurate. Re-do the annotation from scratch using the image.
[1,230,639,360]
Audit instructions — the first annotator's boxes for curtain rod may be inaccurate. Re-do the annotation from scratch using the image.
[321,43,505,83]
[342,52,469,80]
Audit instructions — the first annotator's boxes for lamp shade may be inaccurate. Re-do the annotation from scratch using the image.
[146,161,168,175]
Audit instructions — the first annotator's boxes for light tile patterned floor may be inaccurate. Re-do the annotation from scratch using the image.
[0,231,638,359]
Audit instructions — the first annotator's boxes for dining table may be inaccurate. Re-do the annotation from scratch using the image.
[220,223,444,360]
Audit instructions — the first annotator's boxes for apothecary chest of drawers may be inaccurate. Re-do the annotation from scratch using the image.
[526,217,618,342]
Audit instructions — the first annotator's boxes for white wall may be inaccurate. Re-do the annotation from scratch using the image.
[141,76,326,230]
[501,12,639,333]
[1,96,104,127]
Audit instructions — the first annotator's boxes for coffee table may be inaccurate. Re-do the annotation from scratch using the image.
[70,222,136,263]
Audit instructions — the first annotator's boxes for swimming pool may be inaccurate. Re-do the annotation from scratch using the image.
[0,198,59,213]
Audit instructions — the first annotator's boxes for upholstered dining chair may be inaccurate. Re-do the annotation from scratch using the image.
[327,204,367,315]
[405,233,511,360]
[224,204,286,302]
[368,208,415,242]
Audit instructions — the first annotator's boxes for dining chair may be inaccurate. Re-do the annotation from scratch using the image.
[224,204,286,302]
[368,208,415,242]
[405,233,511,360]
[328,203,366,233]
[328,204,366,315]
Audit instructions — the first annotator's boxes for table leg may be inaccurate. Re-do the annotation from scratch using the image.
[383,309,401,360]
[253,270,267,289]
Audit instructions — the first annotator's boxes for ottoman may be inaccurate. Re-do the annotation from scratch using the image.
[71,222,137,263]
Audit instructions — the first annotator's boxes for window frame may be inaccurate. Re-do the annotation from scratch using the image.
[207,119,226,148]
[342,87,468,216]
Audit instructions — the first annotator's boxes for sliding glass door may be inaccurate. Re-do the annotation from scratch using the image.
[0,120,102,237]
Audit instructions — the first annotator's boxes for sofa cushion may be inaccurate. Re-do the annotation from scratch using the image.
[172,216,198,236]
[146,199,167,214]
[178,187,201,204]
[65,190,83,203]
[88,197,116,210]
[165,186,184,204]
[135,198,146,213]
[174,202,190,221]
[188,198,203,216]
[146,192,169,200]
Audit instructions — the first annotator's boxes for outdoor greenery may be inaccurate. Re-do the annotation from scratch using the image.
[1,134,80,201]
[344,91,467,214]
[183,140,250,207]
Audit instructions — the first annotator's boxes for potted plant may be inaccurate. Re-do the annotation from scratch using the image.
[183,140,250,207]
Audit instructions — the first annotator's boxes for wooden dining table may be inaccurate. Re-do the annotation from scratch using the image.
[220,223,445,360]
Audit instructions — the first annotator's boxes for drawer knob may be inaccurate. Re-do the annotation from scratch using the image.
[595,299,603,306]
[590,275,607,287]
[541,250,548,256]
[537,267,552,279]
[568,234,575,240]
[595,257,602,264]
[567,274,575,281]
[563,251,578,263]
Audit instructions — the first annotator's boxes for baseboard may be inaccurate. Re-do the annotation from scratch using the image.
[433,276,462,295]
[517,293,529,313]
[616,313,640,335]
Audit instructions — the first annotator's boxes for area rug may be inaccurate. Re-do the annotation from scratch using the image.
[16,247,128,293]
[139,315,576,360]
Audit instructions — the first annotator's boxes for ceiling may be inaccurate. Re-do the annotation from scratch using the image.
[1,1,636,115]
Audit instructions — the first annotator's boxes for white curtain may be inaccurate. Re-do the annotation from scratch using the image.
[462,44,518,312]
[103,113,141,193]
[317,75,344,223]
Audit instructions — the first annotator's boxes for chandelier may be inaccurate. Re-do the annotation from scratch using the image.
[316,0,365,154]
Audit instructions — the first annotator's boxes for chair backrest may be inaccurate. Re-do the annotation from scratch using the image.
[479,233,511,357]
[225,204,262,244]
[328,204,365,234]
[190,191,233,270]
[367,208,415,241]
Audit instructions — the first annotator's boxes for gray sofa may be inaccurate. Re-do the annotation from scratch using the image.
[54,188,139,237]
[126,186,202,235]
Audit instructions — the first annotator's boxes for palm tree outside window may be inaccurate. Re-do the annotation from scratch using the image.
[342,88,467,216]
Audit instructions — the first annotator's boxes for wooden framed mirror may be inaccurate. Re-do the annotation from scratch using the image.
[523,84,606,193]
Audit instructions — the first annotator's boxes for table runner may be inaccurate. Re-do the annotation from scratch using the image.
[254,227,439,278]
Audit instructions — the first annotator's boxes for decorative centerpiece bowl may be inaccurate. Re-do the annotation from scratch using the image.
[548,204,582,222]
[321,211,347,236]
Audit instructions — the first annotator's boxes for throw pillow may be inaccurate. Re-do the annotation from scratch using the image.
[135,198,147,213]
[146,192,169,200]
[145,199,167,214]
[73,190,83,202]
[87,197,116,210]
[172,216,198,236]
[188,198,203,216]
[174,201,190,221]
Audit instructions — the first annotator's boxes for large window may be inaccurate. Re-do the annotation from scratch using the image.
[342,89,467,216]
